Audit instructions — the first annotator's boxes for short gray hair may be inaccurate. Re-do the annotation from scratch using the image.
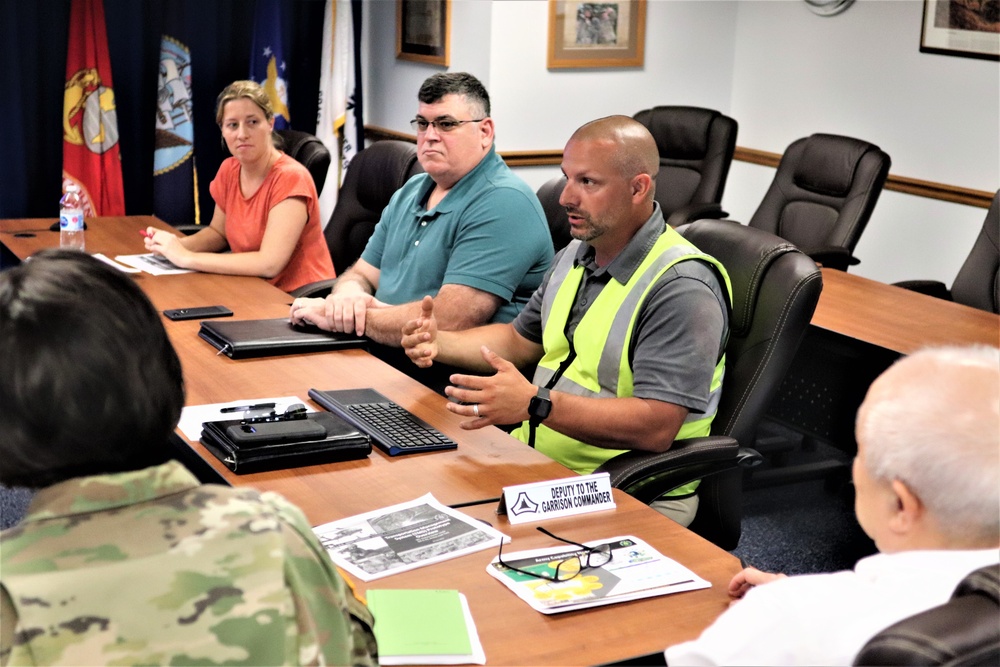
[857,345,1000,543]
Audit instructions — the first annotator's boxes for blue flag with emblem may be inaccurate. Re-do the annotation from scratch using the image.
[153,3,199,226]
[249,0,290,129]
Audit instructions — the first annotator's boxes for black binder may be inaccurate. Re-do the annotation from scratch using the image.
[198,318,366,359]
[200,412,371,474]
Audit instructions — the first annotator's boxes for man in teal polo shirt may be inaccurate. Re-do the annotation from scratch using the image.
[291,72,552,350]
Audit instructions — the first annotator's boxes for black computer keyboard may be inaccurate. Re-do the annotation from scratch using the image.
[308,388,458,456]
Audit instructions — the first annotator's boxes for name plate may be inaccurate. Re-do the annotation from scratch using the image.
[501,473,616,524]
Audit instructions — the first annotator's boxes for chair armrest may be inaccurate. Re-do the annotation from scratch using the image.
[800,245,860,271]
[594,436,762,505]
[892,280,953,302]
[289,279,337,299]
[665,202,727,228]
[173,224,203,236]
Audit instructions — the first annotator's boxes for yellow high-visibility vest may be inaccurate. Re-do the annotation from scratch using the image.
[512,225,731,496]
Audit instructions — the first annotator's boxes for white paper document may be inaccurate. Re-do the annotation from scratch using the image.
[313,493,510,582]
[177,396,315,440]
[486,534,710,614]
[91,253,141,273]
[115,253,193,275]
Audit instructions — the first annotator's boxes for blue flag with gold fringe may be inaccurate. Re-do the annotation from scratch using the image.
[250,0,290,129]
[153,4,199,226]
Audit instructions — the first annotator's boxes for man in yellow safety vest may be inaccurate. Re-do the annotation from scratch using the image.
[401,115,731,526]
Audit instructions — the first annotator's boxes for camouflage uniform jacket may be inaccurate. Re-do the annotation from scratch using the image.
[0,460,377,666]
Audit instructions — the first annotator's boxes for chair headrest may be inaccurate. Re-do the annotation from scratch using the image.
[276,129,313,154]
[792,134,879,197]
[536,175,572,252]
[954,564,1000,603]
[677,219,800,336]
[985,190,1000,248]
[634,106,719,160]
[354,142,420,211]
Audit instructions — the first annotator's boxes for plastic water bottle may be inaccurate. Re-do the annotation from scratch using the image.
[59,184,86,251]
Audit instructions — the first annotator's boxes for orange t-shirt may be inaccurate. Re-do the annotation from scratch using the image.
[209,154,335,293]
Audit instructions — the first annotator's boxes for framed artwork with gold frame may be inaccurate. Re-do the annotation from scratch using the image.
[548,0,646,69]
[397,0,451,66]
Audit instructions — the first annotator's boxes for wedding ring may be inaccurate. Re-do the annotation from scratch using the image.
[473,404,480,417]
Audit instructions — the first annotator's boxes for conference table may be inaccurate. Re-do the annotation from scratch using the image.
[766,264,998,457]
[1,215,743,665]
[812,267,998,354]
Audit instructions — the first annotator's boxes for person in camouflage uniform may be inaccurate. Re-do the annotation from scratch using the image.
[0,250,378,666]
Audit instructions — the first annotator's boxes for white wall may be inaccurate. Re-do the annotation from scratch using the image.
[724,0,998,284]
[363,0,493,132]
[486,0,738,150]
[363,0,998,285]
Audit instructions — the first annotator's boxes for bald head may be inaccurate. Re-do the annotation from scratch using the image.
[857,345,1000,544]
[570,116,660,191]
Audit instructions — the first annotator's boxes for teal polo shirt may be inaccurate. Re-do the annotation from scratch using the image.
[361,145,553,323]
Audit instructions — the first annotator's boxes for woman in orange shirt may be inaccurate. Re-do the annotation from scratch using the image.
[144,80,334,293]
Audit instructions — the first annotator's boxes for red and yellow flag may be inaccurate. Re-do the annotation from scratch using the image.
[62,0,125,216]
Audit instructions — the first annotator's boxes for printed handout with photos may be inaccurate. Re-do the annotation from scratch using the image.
[114,253,193,275]
[313,493,510,582]
[486,534,710,614]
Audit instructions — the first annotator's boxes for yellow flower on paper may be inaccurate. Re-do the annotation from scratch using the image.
[527,574,604,602]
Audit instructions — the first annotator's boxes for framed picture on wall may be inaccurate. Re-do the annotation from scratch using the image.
[397,0,451,66]
[548,0,647,69]
[920,0,999,61]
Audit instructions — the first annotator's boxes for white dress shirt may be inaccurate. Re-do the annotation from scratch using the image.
[665,548,999,666]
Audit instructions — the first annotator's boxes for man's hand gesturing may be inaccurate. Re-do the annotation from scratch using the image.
[401,296,439,367]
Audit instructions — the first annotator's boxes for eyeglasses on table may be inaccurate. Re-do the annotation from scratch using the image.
[496,526,613,582]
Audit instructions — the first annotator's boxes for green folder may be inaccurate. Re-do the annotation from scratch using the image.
[367,589,476,661]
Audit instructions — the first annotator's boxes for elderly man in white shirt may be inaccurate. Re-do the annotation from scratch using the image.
[665,345,1000,666]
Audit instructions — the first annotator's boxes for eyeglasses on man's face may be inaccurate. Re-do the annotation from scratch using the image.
[496,526,613,582]
[410,117,487,134]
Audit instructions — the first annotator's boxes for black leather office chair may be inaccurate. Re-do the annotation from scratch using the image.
[853,564,1000,666]
[633,106,738,227]
[893,190,999,314]
[745,133,891,271]
[536,107,737,251]
[275,129,332,196]
[535,176,573,253]
[596,219,824,550]
[290,140,423,299]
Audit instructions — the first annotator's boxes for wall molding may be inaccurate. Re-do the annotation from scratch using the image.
[733,147,993,208]
[365,126,993,208]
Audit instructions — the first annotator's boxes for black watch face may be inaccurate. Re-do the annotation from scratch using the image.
[530,395,552,421]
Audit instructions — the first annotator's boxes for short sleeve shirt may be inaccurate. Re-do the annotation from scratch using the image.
[361,145,553,323]
[210,154,335,293]
[513,205,729,414]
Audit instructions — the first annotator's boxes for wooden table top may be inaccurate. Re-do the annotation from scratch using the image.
[1,215,743,665]
[0,217,582,521]
[0,215,165,257]
[812,268,998,354]
[6,217,995,357]
[358,492,741,666]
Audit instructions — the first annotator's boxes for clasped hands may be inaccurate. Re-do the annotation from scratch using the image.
[402,295,536,430]
[289,282,386,336]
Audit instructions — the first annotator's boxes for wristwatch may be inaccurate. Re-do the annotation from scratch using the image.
[528,387,552,425]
